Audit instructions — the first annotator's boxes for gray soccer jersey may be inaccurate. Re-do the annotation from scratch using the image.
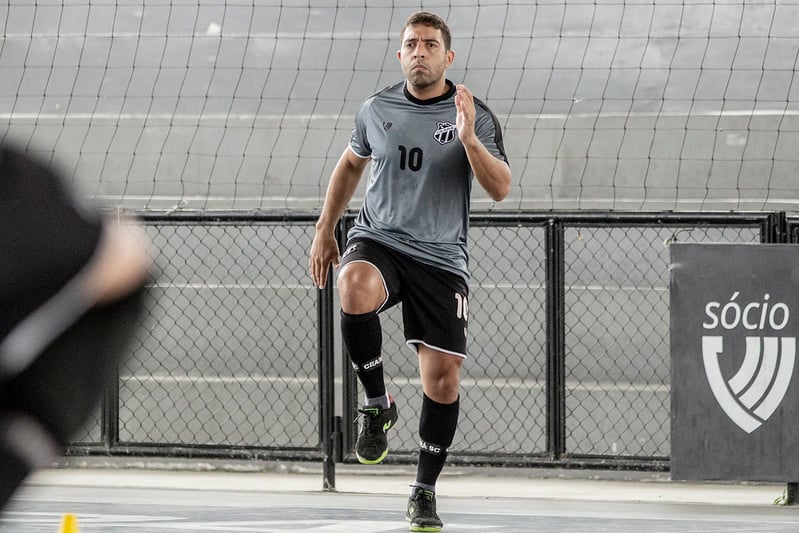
[347,80,508,281]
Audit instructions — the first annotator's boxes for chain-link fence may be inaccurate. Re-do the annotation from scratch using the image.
[73,214,322,459]
[562,225,761,460]
[70,211,785,477]
[366,221,550,463]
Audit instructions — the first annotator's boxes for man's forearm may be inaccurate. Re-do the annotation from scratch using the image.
[463,137,511,201]
[316,150,367,232]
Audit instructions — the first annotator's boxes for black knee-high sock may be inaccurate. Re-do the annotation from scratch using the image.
[340,310,386,401]
[415,394,459,490]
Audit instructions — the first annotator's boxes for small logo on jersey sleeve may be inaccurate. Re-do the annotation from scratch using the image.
[434,121,457,145]
[383,122,393,131]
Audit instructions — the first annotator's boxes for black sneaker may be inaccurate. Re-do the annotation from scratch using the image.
[355,398,398,464]
[406,486,443,532]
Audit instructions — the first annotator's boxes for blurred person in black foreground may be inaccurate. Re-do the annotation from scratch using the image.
[0,142,154,511]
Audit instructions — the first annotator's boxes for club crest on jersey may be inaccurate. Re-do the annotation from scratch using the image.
[434,121,457,145]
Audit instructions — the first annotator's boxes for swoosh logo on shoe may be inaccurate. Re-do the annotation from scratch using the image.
[383,420,393,431]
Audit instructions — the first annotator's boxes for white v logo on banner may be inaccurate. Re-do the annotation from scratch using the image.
[702,336,796,433]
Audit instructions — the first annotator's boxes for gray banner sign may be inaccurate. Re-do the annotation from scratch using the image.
[671,243,799,481]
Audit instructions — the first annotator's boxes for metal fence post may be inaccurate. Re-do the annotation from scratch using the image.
[764,212,787,243]
[102,370,120,452]
[545,218,566,459]
[318,266,336,490]
[769,213,791,497]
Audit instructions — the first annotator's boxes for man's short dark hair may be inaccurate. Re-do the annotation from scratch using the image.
[401,11,452,50]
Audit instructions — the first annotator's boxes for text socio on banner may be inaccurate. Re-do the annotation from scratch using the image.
[671,243,799,481]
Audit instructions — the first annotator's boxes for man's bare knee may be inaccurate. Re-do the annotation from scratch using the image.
[419,349,462,404]
[337,263,385,314]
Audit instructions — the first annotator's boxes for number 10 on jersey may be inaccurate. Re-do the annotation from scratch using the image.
[398,145,423,171]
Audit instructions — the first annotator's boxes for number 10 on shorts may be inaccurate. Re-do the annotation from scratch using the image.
[455,292,468,321]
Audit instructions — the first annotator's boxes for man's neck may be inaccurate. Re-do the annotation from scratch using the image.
[405,79,449,101]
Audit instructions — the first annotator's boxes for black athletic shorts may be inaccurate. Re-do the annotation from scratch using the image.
[340,237,469,358]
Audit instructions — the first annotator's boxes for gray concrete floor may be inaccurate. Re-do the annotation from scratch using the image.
[2,463,798,532]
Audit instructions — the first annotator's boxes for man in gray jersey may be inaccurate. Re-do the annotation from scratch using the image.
[309,11,510,532]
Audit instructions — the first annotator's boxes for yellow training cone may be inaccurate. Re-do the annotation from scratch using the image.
[57,513,80,533]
